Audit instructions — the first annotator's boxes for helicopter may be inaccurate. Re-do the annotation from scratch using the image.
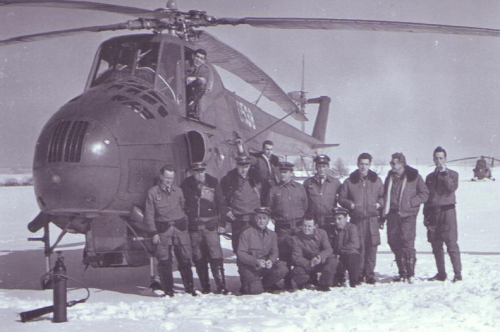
[3,0,500,288]
[445,156,499,181]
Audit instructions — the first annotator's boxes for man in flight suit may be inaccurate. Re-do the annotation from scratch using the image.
[424,146,462,282]
[144,165,196,297]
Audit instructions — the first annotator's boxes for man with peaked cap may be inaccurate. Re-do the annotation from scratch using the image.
[180,162,228,294]
[220,155,262,253]
[326,207,361,288]
[382,152,429,283]
[250,140,281,206]
[268,161,308,290]
[423,146,462,282]
[291,218,336,291]
[144,165,196,297]
[304,154,341,228]
[237,207,289,295]
[339,152,384,284]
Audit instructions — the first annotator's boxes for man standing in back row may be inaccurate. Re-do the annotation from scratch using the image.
[181,162,228,294]
[304,154,341,229]
[424,146,462,282]
[268,162,308,290]
[382,152,429,283]
[339,153,384,284]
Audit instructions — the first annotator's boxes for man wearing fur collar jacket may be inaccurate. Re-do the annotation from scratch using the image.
[339,153,384,284]
[382,152,429,283]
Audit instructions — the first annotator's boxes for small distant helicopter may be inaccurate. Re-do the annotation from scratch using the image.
[446,156,499,181]
[4,0,500,288]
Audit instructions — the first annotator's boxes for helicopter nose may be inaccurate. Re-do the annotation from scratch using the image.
[34,118,120,214]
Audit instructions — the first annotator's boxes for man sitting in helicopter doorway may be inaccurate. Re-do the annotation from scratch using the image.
[186,49,213,120]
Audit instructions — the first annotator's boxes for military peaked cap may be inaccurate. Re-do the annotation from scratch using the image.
[332,207,349,216]
[235,155,252,165]
[314,154,331,164]
[191,162,207,171]
[278,161,294,171]
[254,207,272,216]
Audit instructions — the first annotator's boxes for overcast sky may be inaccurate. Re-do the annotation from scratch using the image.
[1,0,500,168]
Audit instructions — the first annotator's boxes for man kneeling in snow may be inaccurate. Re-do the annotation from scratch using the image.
[291,219,336,291]
[237,207,289,294]
[326,208,362,288]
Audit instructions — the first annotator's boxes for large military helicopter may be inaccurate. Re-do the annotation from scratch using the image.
[3,0,500,287]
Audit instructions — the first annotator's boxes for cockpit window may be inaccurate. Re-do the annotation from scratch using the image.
[90,38,181,104]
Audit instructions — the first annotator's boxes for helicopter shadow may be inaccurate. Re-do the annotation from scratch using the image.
[0,245,241,296]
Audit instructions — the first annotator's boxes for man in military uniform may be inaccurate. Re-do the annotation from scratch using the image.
[220,155,262,253]
[180,162,228,294]
[144,165,196,297]
[237,207,289,295]
[424,146,462,282]
[304,154,341,228]
[326,207,361,288]
[250,140,280,206]
[382,152,429,283]
[268,161,308,290]
[291,219,336,291]
[339,152,384,284]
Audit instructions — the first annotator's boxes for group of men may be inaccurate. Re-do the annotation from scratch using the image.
[144,140,462,296]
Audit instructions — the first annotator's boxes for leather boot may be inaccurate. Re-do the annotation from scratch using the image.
[158,260,174,297]
[210,261,229,295]
[195,263,211,294]
[406,253,416,283]
[179,266,197,296]
[393,253,407,282]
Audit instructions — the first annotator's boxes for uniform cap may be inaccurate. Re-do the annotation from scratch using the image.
[332,207,349,216]
[254,207,272,216]
[235,155,252,165]
[279,161,295,171]
[314,154,331,164]
[190,162,207,171]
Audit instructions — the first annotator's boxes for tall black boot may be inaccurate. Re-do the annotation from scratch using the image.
[406,252,416,283]
[158,260,174,297]
[396,253,408,282]
[393,252,406,282]
[210,260,229,295]
[179,266,197,296]
[195,263,211,294]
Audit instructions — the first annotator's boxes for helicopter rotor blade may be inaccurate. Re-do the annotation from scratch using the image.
[0,22,140,46]
[194,31,307,121]
[213,17,500,38]
[0,0,162,19]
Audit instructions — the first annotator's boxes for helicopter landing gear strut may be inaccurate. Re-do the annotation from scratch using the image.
[28,224,70,289]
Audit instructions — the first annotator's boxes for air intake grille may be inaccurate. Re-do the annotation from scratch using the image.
[48,121,89,163]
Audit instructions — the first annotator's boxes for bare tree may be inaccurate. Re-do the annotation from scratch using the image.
[331,158,350,179]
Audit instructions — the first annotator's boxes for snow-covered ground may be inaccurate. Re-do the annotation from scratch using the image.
[0,165,499,331]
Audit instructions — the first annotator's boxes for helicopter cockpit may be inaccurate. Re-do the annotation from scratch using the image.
[87,35,181,104]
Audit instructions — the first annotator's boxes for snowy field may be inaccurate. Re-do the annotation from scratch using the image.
[0,165,499,331]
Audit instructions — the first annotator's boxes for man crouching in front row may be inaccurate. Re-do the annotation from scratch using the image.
[237,207,289,294]
[291,219,337,291]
